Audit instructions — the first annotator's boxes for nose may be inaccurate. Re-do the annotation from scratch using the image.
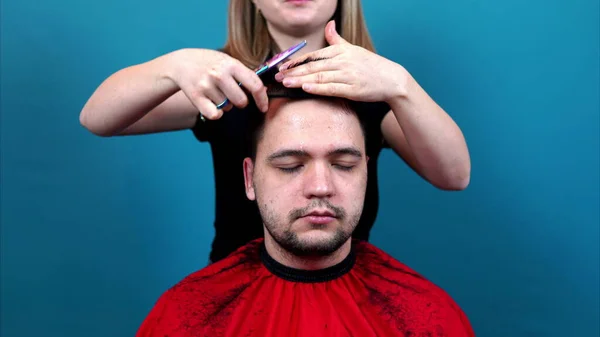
[303,162,335,199]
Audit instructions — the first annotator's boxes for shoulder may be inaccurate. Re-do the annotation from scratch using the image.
[175,238,263,288]
[353,240,460,301]
[352,101,391,123]
[353,240,437,295]
[352,240,475,335]
[169,239,263,299]
[135,240,265,336]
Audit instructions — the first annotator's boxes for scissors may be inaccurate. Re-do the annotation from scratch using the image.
[215,40,307,110]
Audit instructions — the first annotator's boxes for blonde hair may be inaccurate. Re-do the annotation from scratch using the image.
[222,0,376,69]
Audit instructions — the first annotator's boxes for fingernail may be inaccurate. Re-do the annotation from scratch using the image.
[274,72,284,81]
[279,63,289,71]
[283,78,295,86]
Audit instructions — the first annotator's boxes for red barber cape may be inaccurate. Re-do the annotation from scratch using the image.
[136,239,475,337]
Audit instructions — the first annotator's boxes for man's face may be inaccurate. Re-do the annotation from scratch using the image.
[243,98,368,257]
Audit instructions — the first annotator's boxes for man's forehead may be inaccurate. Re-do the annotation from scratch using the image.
[263,100,361,138]
[266,98,356,126]
[256,99,365,160]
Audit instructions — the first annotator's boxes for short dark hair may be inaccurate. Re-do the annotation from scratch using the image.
[246,59,370,161]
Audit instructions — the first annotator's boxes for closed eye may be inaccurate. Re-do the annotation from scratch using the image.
[334,164,355,171]
[278,165,303,173]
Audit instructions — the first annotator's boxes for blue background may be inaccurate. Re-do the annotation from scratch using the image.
[1,0,598,336]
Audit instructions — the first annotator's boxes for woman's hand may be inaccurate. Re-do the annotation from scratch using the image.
[275,20,408,104]
[166,49,269,120]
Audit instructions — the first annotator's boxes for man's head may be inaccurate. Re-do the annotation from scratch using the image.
[243,95,368,258]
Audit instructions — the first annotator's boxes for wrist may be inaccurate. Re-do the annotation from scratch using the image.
[385,64,412,103]
[155,49,182,85]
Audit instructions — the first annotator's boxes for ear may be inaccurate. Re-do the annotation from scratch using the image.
[243,158,256,201]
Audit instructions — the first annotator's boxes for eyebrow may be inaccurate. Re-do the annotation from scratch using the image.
[267,147,363,161]
[268,149,308,161]
[328,147,363,158]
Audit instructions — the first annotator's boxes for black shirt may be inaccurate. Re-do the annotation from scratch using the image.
[191,68,391,263]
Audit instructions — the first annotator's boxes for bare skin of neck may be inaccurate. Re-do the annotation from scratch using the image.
[266,22,327,58]
[263,231,352,270]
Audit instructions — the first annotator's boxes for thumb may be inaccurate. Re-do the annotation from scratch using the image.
[325,20,348,45]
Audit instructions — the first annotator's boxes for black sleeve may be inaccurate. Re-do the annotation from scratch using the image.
[354,101,392,149]
[191,116,214,143]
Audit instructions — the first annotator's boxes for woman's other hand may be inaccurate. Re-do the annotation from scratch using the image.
[275,20,409,104]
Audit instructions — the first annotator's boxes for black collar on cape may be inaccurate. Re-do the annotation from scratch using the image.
[259,242,356,283]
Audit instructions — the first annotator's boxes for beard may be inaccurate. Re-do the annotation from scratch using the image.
[259,197,361,257]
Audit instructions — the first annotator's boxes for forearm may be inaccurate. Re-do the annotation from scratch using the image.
[387,70,471,190]
[79,53,179,136]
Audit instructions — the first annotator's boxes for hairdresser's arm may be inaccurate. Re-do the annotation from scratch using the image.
[275,21,470,190]
[80,54,194,136]
[380,70,470,191]
[79,49,268,137]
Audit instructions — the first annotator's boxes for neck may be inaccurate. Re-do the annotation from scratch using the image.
[266,23,327,58]
[263,233,352,270]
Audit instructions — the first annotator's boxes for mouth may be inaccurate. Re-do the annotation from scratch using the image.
[301,209,337,225]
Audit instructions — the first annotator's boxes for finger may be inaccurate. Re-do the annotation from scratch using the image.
[325,20,349,46]
[253,86,269,113]
[277,58,339,80]
[182,86,220,119]
[282,71,345,88]
[217,75,249,108]
[195,96,223,120]
[204,84,229,110]
[232,65,268,112]
[301,83,353,99]
[278,46,341,71]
